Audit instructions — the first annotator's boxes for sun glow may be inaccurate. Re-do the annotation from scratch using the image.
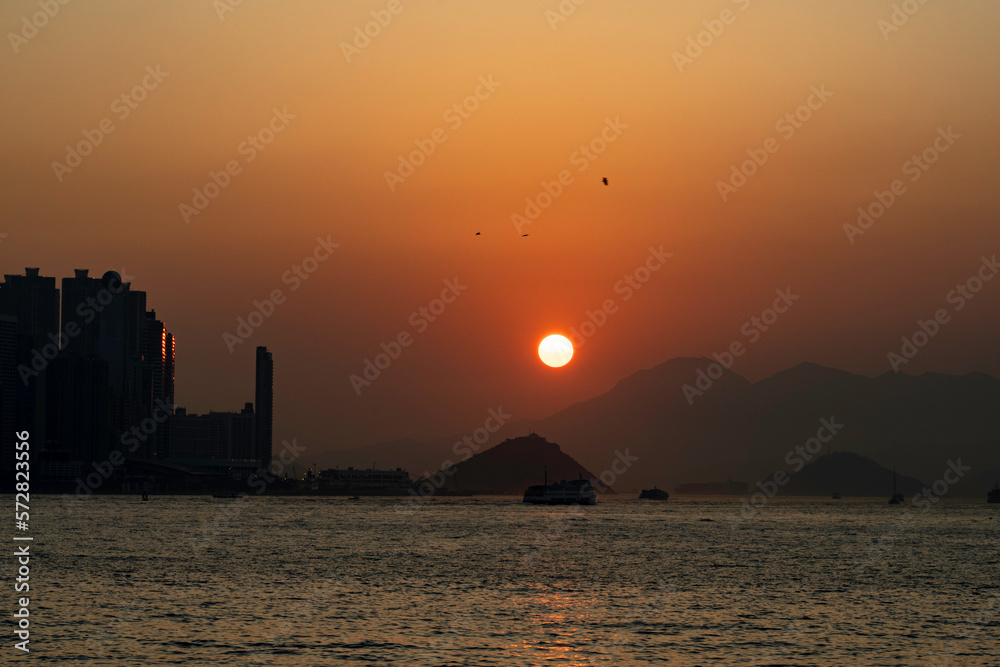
[538,334,574,368]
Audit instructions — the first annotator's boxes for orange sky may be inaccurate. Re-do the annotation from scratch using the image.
[2,0,999,458]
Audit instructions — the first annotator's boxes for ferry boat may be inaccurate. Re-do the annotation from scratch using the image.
[522,470,596,505]
[988,483,1000,504]
[639,487,670,500]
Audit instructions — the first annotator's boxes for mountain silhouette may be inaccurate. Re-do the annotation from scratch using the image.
[776,451,926,497]
[341,358,1000,496]
[421,433,610,495]
[492,358,1000,495]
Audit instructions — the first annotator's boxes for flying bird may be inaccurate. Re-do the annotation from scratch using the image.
[522,234,529,237]
[475,232,480,236]
[602,177,608,185]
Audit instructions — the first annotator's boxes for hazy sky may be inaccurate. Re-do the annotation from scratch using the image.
[3,0,999,461]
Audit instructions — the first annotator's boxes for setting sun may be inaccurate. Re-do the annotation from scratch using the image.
[538,334,574,368]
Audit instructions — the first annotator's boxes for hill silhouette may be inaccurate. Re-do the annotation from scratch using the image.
[425,434,611,495]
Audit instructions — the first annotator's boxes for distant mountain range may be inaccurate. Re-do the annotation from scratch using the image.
[338,358,1000,496]
[765,451,927,498]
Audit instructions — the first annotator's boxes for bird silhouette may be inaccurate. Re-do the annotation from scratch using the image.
[522,234,529,237]
[602,177,608,185]
[475,232,480,236]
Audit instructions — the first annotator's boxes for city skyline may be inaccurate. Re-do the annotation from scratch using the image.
[0,265,274,492]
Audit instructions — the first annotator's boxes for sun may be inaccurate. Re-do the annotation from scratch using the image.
[538,334,574,368]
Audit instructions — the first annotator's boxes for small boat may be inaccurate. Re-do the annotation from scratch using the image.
[348,496,360,500]
[832,492,842,500]
[888,466,904,505]
[639,486,670,500]
[988,484,1000,504]
[523,469,596,505]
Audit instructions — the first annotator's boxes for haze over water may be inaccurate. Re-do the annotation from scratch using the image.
[38,496,1000,665]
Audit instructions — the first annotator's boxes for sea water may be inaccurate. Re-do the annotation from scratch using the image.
[27,495,1000,665]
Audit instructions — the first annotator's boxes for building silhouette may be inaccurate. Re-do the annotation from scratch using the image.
[144,310,175,458]
[170,403,254,462]
[46,354,110,470]
[255,346,273,469]
[0,268,59,448]
[60,269,149,452]
[0,266,274,492]
[0,314,17,478]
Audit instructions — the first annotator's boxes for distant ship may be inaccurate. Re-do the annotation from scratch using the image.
[832,492,842,499]
[988,483,1000,504]
[639,487,670,500]
[888,466,904,505]
[523,469,596,505]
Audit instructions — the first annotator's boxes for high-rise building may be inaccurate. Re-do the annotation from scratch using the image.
[0,268,59,466]
[168,404,254,462]
[46,355,111,467]
[254,346,273,469]
[60,269,150,459]
[0,314,17,489]
[143,310,175,458]
[61,269,144,394]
